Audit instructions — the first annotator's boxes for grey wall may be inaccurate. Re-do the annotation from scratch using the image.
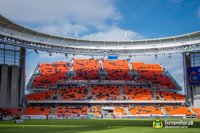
[10,66,19,108]
[0,65,21,108]
[193,87,200,108]
[183,53,192,104]
[0,65,9,107]
[19,48,26,107]
[0,47,26,108]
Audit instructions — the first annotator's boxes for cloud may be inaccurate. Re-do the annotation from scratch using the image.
[82,27,142,41]
[36,23,89,37]
[0,0,122,37]
[0,0,120,23]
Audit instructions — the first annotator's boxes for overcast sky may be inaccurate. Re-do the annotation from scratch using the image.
[1,0,200,92]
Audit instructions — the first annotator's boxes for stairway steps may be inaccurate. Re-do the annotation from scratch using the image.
[160,107,167,115]
[124,107,130,115]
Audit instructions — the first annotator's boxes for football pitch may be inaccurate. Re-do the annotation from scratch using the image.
[0,119,200,133]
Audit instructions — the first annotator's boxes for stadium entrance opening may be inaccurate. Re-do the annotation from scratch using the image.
[102,107,115,119]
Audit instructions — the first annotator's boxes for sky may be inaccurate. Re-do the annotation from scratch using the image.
[0,0,200,92]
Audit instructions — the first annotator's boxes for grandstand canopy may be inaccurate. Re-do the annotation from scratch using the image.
[0,15,200,56]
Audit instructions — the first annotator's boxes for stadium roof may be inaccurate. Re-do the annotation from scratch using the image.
[0,15,200,56]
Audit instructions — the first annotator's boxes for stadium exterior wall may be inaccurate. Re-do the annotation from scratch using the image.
[193,87,200,108]
[0,47,26,108]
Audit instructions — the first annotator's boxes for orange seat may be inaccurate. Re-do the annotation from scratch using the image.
[54,106,88,116]
[157,90,185,101]
[163,105,193,115]
[115,107,126,115]
[58,87,87,100]
[27,90,54,100]
[73,59,100,80]
[129,105,162,115]
[192,108,200,118]
[123,86,153,100]
[91,106,102,116]
[32,62,70,88]
[24,107,52,115]
[103,59,130,80]
[132,62,176,89]
[92,86,120,100]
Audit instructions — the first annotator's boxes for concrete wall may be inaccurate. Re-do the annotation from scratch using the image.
[193,87,200,108]
[10,66,19,108]
[19,48,26,107]
[0,65,9,107]
[183,53,192,104]
[0,65,20,108]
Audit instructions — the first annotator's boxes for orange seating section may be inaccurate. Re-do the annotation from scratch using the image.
[192,108,200,118]
[2,105,195,116]
[157,90,185,100]
[32,62,70,88]
[27,86,186,102]
[30,59,179,90]
[54,106,88,116]
[129,105,162,115]
[91,106,102,116]
[123,86,153,100]
[92,86,120,100]
[24,107,52,115]
[27,90,54,100]
[0,108,21,117]
[163,105,193,115]
[132,62,175,89]
[115,107,126,115]
[73,59,100,80]
[58,87,87,100]
[103,59,130,80]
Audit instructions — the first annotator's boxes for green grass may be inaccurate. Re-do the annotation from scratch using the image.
[0,119,200,133]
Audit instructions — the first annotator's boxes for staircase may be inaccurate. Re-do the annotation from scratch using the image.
[19,107,26,116]
[88,85,92,95]
[127,61,138,79]
[87,85,95,99]
[56,89,62,100]
[99,59,103,69]
[152,88,157,100]
[153,88,162,100]
[119,86,124,96]
[124,107,130,115]
[67,59,75,80]
[50,107,56,115]
[188,108,196,115]
[70,59,74,71]
[84,86,90,100]
[49,90,55,100]
[127,61,133,71]
[161,107,167,115]
[98,59,107,80]
[152,87,161,100]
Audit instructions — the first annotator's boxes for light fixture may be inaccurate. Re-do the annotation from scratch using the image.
[34,49,39,54]
[186,52,190,56]
[168,54,171,58]
[155,54,157,59]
